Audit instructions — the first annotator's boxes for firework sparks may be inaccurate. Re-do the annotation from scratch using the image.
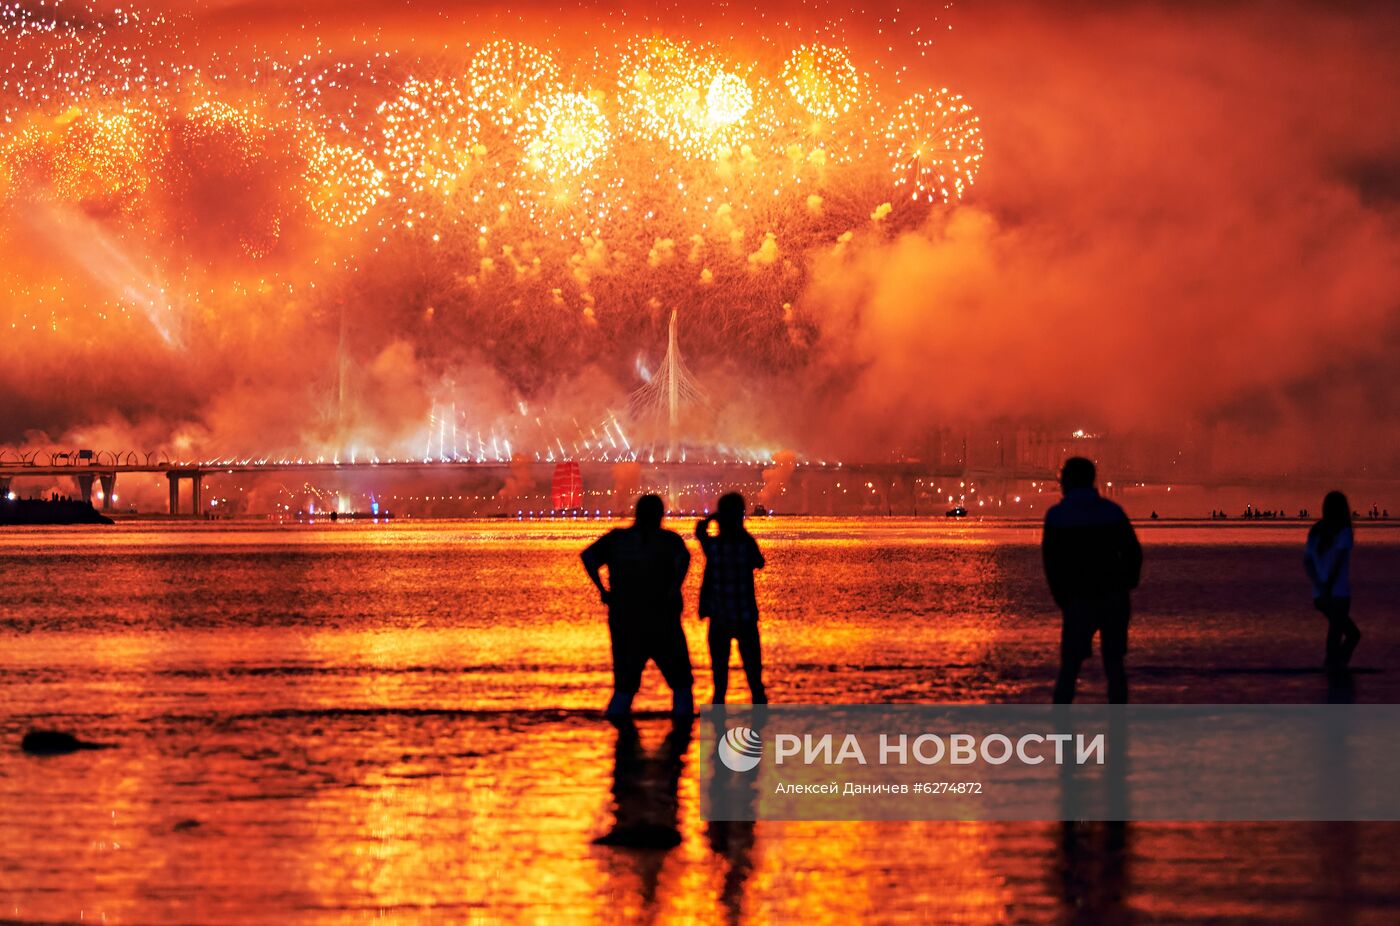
[468,40,562,125]
[376,76,483,201]
[1,8,983,252]
[303,133,387,228]
[781,43,866,124]
[883,89,983,203]
[0,0,984,458]
[519,91,610,177]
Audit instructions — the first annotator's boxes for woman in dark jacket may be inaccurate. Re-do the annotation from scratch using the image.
[696,493,767,704]
[1304,491,1361,670]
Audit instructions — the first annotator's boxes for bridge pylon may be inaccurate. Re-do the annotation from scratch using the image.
[628,310,707,458]
[167,471,204,516]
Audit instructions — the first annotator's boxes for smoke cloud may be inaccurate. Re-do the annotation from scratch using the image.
[793,2,1400,476]
[760,450,797,507]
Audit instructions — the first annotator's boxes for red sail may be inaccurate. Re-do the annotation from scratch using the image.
[550,461,583,510]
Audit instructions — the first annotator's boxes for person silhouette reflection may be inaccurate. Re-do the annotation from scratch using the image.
[1043,458,1142,703]
[1056,817,1131,924]
[583,494,695,717]
[593,717,692,850]
[705,711,761,925]
[1054,709,1131,924]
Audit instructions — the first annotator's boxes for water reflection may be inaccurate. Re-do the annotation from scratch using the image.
[1056,820,1132,925]
[704,712,761,926]
[0,521,1398,921]
[1055,711,1132,924]
[595,718,691,851]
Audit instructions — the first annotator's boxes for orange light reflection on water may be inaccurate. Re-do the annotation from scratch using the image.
[3,520,1400,921]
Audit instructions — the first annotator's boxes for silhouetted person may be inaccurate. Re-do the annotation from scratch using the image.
[1305,491,1361,671]
[582,495,694,717]
[1043,458,1142,704]
[696,493,767,704]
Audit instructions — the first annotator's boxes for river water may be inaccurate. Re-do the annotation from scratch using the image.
[1,519,1397,923]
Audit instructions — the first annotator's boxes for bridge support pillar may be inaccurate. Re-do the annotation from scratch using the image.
[0,476,10,499]
[99,473,116,511]
[164,472,206,516]
[76,473,94,506]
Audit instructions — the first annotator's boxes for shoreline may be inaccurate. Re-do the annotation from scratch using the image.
[65,513,1400,525]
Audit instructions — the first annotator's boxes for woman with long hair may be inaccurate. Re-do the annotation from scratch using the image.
[1304,491,1362,669]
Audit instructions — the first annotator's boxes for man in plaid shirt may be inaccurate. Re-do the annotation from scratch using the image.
[696,493,768,704]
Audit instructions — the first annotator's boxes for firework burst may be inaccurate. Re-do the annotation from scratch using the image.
[303,133,388,228]
[883,89,984,204]
[376,77,483,201]
[468,40,562,126]
[0,7,984,361]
